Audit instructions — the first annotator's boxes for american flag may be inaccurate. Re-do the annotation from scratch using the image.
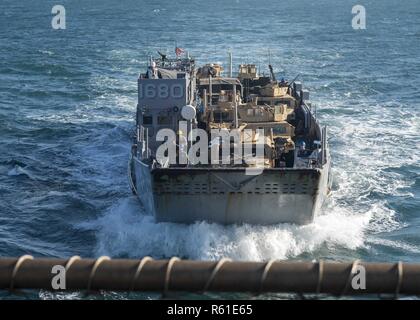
[175,47,184,56]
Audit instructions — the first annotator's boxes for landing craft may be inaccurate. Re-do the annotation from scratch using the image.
[128,51,332,225]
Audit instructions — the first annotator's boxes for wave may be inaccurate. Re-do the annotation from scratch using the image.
[77,196,373,261]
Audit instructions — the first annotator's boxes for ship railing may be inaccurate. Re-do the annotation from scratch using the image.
[321,125,327,166]
[0,256,414,296]
[136,125,149,160]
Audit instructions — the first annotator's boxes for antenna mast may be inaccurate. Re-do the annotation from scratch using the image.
[228,50,233,77]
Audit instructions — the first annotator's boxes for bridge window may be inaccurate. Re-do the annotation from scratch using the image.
[158,116,171,125]
[143,115,153,125]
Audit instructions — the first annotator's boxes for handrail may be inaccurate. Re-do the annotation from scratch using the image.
[127,155,138,195]
[0,257,418,296]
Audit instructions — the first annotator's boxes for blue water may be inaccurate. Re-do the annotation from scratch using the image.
[0,0,419,299]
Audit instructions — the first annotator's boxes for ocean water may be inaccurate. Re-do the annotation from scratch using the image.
[0,0,419,299]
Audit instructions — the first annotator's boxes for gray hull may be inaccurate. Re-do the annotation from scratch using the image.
[132,157,331,225]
